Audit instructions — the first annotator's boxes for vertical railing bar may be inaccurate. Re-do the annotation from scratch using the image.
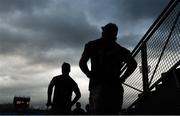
[141,43,149,92]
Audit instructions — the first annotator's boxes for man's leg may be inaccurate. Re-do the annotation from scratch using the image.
[89,86,104,114]
[101,84,124,114]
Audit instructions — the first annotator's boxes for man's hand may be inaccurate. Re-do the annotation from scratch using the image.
[46,101,52,107]
[70,101,75,107]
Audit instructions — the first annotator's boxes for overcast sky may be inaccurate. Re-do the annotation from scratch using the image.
[0,0,169,109]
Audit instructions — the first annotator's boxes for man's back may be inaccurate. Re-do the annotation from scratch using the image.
[84,39,131,89]
[47,62,81,114]
[52,75,78,107]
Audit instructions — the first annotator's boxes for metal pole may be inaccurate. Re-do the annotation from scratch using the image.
[141,43,149,92]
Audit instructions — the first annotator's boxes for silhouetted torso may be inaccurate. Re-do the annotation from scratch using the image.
[84,38,131,90]
[47,62,81,115]
[52,75,78,108]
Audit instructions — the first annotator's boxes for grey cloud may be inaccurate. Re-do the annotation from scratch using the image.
[1,0,99,48]
[86,0,169,24]
[117,34,142,49]
[0,0,170,62]
[0,28,28,54]
[0,0,50,13]
[0,0,99,66]
[0,84,47,105]
[117,0,170,20]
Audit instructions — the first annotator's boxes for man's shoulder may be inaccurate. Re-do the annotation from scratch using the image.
[86,38,102,46]
[53,75,62,78]
[67,76,78,85]
[115,43,131,54]
[52,75,63,81]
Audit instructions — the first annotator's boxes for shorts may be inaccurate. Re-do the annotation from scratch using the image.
[89,84,124,115]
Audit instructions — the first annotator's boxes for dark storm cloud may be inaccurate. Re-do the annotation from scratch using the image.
[84,0,170,51]
[0,0,99,66]
[117,0,170,20]
[12,11,98,48]
[0,0,49,13]
[0,0,170,45]
[86,0,170,22]
[0,0,98,47]
[0,0,169,61]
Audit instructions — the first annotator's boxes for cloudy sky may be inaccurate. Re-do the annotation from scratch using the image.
[0,0,169,109]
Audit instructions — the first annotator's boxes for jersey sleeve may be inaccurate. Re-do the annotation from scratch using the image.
[49,76,57,86]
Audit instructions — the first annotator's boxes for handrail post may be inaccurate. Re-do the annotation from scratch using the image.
[141,43,149,92]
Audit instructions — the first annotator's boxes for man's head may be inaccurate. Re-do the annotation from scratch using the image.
[101,23,118,41]
[62,62,70,75]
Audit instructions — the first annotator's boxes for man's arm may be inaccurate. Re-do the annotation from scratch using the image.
[79,44,91,78]
[46,78,55,107]
[71,84,81,106]
[120,55,137,83]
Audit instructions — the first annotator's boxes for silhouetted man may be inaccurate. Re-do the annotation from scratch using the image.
[47,62,81,114]
[72,102,85,115]
[79,23,137,114]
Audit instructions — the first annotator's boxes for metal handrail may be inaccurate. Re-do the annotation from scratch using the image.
[123,0,179,91]
[124,0,180,110]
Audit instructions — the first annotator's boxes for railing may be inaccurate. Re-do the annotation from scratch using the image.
[122,0,180,109]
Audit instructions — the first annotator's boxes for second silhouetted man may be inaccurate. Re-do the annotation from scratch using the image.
[47,62,81,114]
